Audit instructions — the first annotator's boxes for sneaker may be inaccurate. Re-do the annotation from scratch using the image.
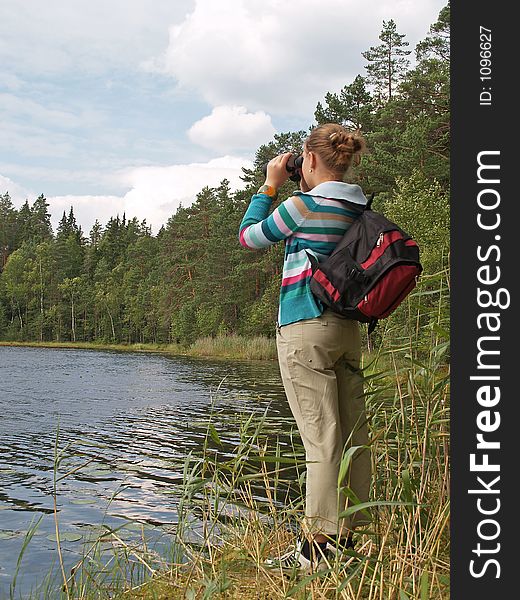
[265,539,329,574]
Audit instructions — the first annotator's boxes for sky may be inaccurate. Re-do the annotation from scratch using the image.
[0,0,447,236]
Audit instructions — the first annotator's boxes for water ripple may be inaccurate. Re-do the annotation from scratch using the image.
[0,346,291,597]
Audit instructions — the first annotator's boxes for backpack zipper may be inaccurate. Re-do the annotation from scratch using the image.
[361,231,401,269]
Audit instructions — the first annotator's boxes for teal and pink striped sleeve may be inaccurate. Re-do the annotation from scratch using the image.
[239,193,310,249]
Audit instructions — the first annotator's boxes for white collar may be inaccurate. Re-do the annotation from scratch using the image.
[303,181,367,205]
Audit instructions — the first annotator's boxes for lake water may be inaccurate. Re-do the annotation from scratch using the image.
[0,346,291,598]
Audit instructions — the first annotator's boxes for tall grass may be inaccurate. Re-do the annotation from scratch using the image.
[13,270,449,599]
[126,270,450,599]
[186,335,277,361]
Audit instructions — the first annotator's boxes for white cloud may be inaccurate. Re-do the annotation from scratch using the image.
[0,121,77,159]
[0,0,194,76]
[46,194,125,234]
[0,174,30,204]
[9,156,252,236]
[119,156,252,233]
[0,163,124,191]
[3,154,253,236]
[0,72,24,91]
[152,0,446,117]
[188,105,276,152]
[1,0,447,235]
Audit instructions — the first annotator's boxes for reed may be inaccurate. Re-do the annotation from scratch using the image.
[186,335,277,361]
[123,271,450,599]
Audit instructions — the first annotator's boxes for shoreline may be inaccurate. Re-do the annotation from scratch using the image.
[0,340,184,354]
[0,336,278,361]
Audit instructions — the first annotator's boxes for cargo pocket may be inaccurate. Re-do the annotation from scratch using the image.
[297,319,337,372]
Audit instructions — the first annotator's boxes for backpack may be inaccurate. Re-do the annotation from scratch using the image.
[306,195,423,334]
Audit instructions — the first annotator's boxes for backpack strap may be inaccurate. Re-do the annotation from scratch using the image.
[304,249,319,272]
[365,192,376,211]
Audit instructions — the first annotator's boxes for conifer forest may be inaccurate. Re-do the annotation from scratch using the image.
[0,6,450,352]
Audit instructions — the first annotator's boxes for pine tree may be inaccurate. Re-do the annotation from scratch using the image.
[30,194,54,243]
[8,196,53,250]
[89,220,103,248]
[84,220,103,281]
[314,75,374,132]
[362,19,411,102]
[67,206,81,243]
[14,201,33,248]
[241,130,307,189]
[55,207,85,280]
[361,6,450,192]
[0,193,18,270]
[98,215,126,269]
[416,2,450,62]
[56,211,71,240]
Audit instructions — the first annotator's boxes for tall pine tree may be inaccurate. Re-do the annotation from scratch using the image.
[362,19,411,102]
[0,193,18,270]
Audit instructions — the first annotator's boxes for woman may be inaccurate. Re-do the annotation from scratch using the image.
[238,123,372,572]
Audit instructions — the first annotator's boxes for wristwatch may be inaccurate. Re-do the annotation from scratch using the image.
[257,184,278,200]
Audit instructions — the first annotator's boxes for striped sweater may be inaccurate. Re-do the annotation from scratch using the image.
[239,181,368,327]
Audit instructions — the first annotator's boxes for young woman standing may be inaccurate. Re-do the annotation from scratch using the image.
[239,123,372,572]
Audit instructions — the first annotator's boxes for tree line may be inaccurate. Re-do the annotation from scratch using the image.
[0,4,450,349]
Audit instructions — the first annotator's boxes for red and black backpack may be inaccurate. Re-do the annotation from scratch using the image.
[306,195,423,334]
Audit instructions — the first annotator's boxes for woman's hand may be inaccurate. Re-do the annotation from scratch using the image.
[264,152,292,189]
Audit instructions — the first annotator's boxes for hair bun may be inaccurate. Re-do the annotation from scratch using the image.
[328,131,343,147]
[305,123,366,175]
[331,130,363,157]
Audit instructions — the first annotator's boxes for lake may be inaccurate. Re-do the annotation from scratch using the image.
[0,346,291,598]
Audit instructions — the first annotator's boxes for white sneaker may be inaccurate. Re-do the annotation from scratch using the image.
[265,539,328,574]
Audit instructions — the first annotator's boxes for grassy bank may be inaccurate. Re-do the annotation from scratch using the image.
[34,329,449,600]
[0,334,278,361]
[127,344,449,599]
[0,339,186,354]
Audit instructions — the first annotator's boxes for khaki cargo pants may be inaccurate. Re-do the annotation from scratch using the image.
[276,309,371,536]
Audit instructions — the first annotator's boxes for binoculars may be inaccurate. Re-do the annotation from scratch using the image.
[262,154,303,182]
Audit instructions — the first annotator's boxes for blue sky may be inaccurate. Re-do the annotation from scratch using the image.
[0,0,447,235]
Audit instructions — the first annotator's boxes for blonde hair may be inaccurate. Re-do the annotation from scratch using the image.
[305,123,365,176]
